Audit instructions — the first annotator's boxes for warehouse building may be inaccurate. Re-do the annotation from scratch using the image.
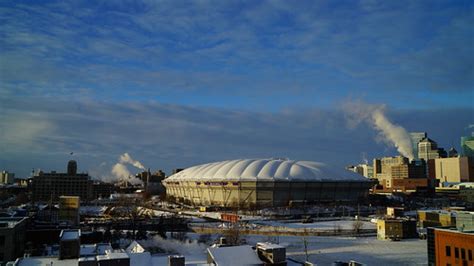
[162,158,373,209]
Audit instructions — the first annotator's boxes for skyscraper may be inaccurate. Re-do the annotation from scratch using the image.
[410,132,427,160]
[418,137,440,162]
[461,135,474,158]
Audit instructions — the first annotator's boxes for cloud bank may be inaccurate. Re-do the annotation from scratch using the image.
[0,1,472,109]
[0,97,471,178]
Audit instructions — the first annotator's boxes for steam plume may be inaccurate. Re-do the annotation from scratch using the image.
[140,235,206,255]
[112,163,131,180]
[110,153,146,185]
[343,101,414,160]
[119,153,145,170]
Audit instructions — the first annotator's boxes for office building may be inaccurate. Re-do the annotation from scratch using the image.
[347,164,373,178]
[418,137,440,162]
[136,169,166,195]
[32,160,93,202]
[0,171,15,185]
[373,156,426,190]
[410,132,427,160]
[433,157,474,186]
[461,136,474,158]
[427,227,474,266]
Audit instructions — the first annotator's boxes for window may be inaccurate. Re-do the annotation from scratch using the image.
[455,247,459,259]
[468,250,472,261]
[0,236,4,247]
[446,246,451,256]
[461,248,466,260]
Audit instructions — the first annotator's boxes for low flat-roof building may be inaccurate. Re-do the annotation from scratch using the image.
[377,218,417,240]
[207,245,263,266]
[418,210,457,228]
[0,217,28,263]
[59,229,81,260]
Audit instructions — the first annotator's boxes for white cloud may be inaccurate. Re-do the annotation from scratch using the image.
[0,110,54,152]
[1,96,472,178]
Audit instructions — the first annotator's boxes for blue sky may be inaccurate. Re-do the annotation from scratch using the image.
[0,0,473,178]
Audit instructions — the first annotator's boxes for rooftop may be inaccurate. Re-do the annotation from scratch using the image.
[0,217,27,229]
[96,250,130,260]
[432,227,474,236]
[165,158,368,182]
[207,245,263,266]
[256,242,285,250]
[60,229,80,241]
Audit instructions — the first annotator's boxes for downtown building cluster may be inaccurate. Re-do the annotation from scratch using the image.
[347,133,474,197]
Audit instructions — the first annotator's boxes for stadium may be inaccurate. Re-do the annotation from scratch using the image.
[162,158,373,209]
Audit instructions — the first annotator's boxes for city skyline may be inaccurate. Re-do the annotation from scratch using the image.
[1,0,473,178]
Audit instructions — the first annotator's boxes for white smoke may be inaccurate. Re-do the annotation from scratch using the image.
[139,234,207,255]
[110,153,146,185]
[119,153,146,170]
[361,152,368,164]
[343,101,414,160]
[112,163,131,180]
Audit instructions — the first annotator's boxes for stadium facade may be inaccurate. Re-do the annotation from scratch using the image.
[162,159,373,209]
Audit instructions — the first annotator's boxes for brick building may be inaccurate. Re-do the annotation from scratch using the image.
[427,227,474,266]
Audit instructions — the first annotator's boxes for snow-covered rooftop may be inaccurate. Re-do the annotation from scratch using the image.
[164,158,368,182]
[97,250,129,260]
[60,229,80,241]
[207,245,263,266]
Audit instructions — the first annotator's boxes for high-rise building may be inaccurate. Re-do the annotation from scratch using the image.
[136,169,166,195]
[461,136,474,158]
[410,132,427,160]
[433,157,474,186]
[0,171,15,185]
[418,137,440,162]
[32,160,93,202]
[346,164,373,178]
[373,156,427,190]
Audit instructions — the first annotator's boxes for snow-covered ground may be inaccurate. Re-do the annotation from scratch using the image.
[173,233,427,265]
[246,235,427,265]
[255,219,376,230]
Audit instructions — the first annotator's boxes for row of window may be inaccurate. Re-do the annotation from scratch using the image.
[446,245,473,261]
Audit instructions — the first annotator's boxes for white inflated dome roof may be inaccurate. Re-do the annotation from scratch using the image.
[164,159,367,182]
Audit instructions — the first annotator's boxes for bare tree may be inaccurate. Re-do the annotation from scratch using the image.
[303,236,309,262]
[223,223,242,245]
[333,223,342,235]
[352,220,364,235]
